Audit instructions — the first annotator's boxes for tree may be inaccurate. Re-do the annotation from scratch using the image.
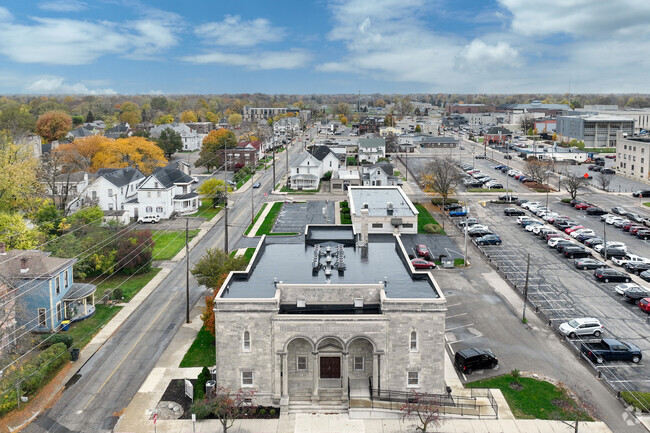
[40,149,90,215]
[552,132,558,141]
[197,128,238,171]
[56,135,112,172]
[155,114,174,125]
[339,115,348,125]
[400,390,444,432]
[192,248,248,291]
[596,171,613,191]
[115,229,153,275]
[85,110,95,123]
[0,212,42,249]
[91,136,167,175]
[118,101,141,126]
[227,113,242,128]
[150,96,169,113]
[190,387,257,432]
[334,102,350,116]
[0,132,43,213]
[396,97,413,116]
[415,124,422,133]
[519,115,535,135]
[384,114,394,127]
[181,110,198,123]
[420,156,463,201]
[0,105,36,139]
[525,159,551,183]
[156,129,183,158]
[197,178,230,206]
[36,110,72,142]
[560,170,589,199]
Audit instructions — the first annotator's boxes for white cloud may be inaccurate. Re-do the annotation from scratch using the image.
[0,7,12,22]
[38,0,88,12]
[25,77,116,94]
[195,15,285,47]
[456,39,520,70]
[182,49,311,70]
[0,12,178,65]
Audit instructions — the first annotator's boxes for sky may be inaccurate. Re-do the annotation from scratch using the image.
[0,0,648,95]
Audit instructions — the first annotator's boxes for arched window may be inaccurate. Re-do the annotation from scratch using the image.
[410,331,418,351]
[243,331,251,352]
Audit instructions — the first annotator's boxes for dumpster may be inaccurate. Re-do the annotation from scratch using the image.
[442,258,454,268]
[61,320,70,331]
[70,348,80,361]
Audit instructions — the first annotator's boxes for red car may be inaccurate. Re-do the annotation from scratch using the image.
[605,155,616,159]
[411,258,436,269]
[565,225,585,234]
[415,244,431,259]
[575,203,591,210]
[639,298,650,312]
[630,226,645,235]
[623,222,638,232]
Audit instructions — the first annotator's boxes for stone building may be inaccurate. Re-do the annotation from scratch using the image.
[213,225,446,413]
[616,132,650,181]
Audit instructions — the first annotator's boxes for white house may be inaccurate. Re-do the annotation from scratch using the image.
[360,162,400,187]
[51,172,92,214]
[134,165,199,219]
[289,146,340,190]
[85,167,145,212]
[358,137,386,163]
[273,117,301,144]
[150,123,202,152]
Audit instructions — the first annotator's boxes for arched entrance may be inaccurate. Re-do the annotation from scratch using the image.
[317,337,344,389]
[286,337,314,400]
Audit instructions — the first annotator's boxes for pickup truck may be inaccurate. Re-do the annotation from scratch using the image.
[580,338,642,364]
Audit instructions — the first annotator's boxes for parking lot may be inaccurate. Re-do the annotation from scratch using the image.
[272,200,336,234]
[469,202,650,393]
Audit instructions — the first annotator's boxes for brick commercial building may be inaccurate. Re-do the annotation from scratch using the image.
[213,224,447,412]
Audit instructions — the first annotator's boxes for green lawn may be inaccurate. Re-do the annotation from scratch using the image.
[280,184,320,194]
[187,199,222,220]
[244,203,267,235]
[583,147,615,153]
[152,230,200,260]
[255,202,284,236]
[414,203,446,235]
[243,247,256,262]
[339,200,352,224]
[467,375,592,421]
[63,304,123,349]
[95,268,161,302]
[179,326,216,368]
[643,202,650,208]
[621,391,650,412]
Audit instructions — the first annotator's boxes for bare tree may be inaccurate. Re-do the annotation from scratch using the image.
[596,171,613,191]
[420,156,463,202]
[39,150,90,215]
[385,133,399,153]
[525,159,551,183]
[519,115,535,134]
[400,390,445,432]
[560,170,589,199]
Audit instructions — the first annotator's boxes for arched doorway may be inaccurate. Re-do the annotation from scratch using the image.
[286,337,314,400]
[317,337,344,389]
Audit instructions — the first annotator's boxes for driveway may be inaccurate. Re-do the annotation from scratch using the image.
[272,200,336,234]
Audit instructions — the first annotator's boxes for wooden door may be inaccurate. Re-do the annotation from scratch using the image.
[320,357,341,378]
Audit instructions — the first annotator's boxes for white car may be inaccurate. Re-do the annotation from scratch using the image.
[467,224,490,233]
[522,201,541,210]
[614,283,646,295]
[525,221,544,232]
[570,229,595,238]
[559,318,603,338]
[548,237,568,247]
[531,224,549,235]
[600,213,613,221]
[535,208,550,217]
[137,215,160,224]
[516,215,533,224]
[543,212,559,222]
[611,254,650,266]
[594,242,626,253]
[605,215,625,225]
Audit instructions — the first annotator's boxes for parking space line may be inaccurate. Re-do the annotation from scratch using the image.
[445,323,474,331]
[446,303,462,308]
[446,336,482,344]
[594,364,646,369]
[446,313,468,319]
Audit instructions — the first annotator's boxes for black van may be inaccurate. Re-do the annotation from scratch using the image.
[454,348,498,375]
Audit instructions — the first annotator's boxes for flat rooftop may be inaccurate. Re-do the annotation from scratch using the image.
[348,187,417,218]
[221,237,439,299]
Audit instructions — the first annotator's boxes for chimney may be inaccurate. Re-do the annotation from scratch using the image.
[20,258,29,273]
[0,242,5,255]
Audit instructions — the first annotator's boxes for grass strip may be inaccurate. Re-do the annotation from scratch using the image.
[179,326,216,368]
[414,203,445,235]
[255,202,283,236]
[152,230,200,260]
[187,199,222,220]
[244,203,268,235]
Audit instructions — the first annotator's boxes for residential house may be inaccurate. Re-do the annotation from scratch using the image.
[289,146,340,190]
[358,137,386,163]
[225,143,260,171]
[134,165,199,219]
[83,120,106,130]
[50,171,92,214]
[104,122,132,139]
[85,167,145,212]
[415,135,458,148]
[273,117,301,144]
[360,162,400,187]
[67,125,98,140]
[483,126,513,145]
[150,123,202,151]
[358,117,383,135]
[185,122,215,135]
[0,245,97,333]
[330,168,362,192]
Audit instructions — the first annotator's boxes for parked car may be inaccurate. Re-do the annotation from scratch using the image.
[636,229,650,240]
[624,287,650,304]
[574,258,606,270]
[615,283,646,295]
[556,241,578,253]
[623,263,650,275]
[627,213,645,223]
[638,298,650,312]
[611,206,627,215]
[576,233,598,243]
[453,348,498,375]
[559,318,603,338]
[586,207,607,216]
[411,258,436,269]
[468,229,493,238]
[444,203,463,211]
[641,270,650,282]
[458,218,479,227]
[415,244,431,259]
[594,242,626,252]
[594,268,631,283]
[575,203,592,210]
[504,207,525,216]
[599,247,628,259]
[584,238,604,248]
[137,215,160,224]
[450,209,468,217]
[252,181,261,188]
[499,195,518,202]
[475,234,502,246]
[563,246,591,259]
[580,339,641,364]
[611,254,650,267]
[515,199,529,206]
[549,238,571,248]
[516,215,533,224]
[602,168,616,175]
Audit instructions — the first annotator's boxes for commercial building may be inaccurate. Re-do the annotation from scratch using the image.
[445,103,494,114]
[348,186,417,235]
[556,114,634,148]
[213,224,446,412]
[579,106,650,133]
[616,132,650,181]
[242,106,288,122]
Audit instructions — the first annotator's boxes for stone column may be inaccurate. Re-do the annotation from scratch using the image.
[372,352,379,397]
[341,352,349,402]
[280,351,289,405]
[311,351,319,403]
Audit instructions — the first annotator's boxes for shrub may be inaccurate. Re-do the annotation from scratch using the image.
[560,198,571,203]
[431,198,458,206]
[258,408,267,416]
[424,223,444,234]
[270,408,277,415]
[111,287,124,301]
[195,366,211,401]
[40,334,74,349]
[340,201,349,209]
[189,398,213,419]
[510,369,521,379]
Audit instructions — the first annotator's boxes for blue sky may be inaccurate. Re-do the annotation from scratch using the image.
[0,0,649,94]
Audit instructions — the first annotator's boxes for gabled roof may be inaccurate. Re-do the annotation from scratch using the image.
[365,161,394,176]
[485,126,512,135]
[358,137,386,148]
[147,166,194,189]
[294,152,320,168]
[98,167,145,188]
[0,250,75,280]
[309,145,335,161]
[54,171,89,183]
[69,126,96,139]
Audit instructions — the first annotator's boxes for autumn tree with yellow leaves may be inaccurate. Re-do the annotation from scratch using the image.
[91,137,167,174]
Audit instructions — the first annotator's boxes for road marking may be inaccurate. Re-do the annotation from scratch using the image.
[446,313,468,319]
[594,364,645,369]
[447,303,462,308]
[81,292,179,411]
[446,336,482,344]
[445,323,474,332]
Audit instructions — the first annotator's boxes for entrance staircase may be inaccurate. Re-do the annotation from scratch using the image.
[287,390,348,414]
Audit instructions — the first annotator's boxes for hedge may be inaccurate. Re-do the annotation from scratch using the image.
[430,198,459,205]
[0,343,70,416]
[194,366,210,401]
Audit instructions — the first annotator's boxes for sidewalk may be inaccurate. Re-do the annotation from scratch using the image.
[244,200,280,237]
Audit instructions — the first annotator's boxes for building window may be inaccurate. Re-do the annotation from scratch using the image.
[157,191,161,198]
[372,223,383,228]
[156,206,163,213]
[407,371,419,387]
[146,206,153,213]
[64,270,69,288]
[38,309,46,327]
[410,331,418,351]
[108,203,114,210]
[108,188,113,197]
[147,191,152,198]
[354,357,364,371]
[296,356,307,371]
[56,302,62,322]
[403,223,414,228]
[243,331,251,352]
[55,277,60,295]
[241,371,254,387]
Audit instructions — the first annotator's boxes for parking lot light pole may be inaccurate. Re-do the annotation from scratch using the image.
[603,220,607,262]
[463,201,469,265]
[522,253,531,323]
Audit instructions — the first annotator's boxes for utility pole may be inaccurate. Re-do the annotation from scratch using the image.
[603,219,607,262]
[272,139,276,189]
[251,174,255,224]
[405,152,408,181]
[224,145,229,253]
[185,218,190,324]
[522,253,530,323]
[463,201,469,265]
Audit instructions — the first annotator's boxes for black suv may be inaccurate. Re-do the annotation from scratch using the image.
[454,348,498,375]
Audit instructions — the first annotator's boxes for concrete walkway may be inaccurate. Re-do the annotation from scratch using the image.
[244,201,280,237]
